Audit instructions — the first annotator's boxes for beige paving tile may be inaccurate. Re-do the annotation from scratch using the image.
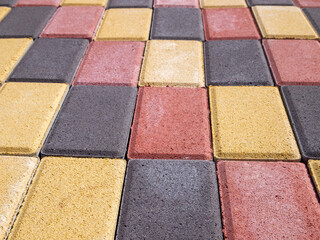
[0,7,10,21]
[200,0,247,8]
[309,160,320,197]
[61,0,108,6]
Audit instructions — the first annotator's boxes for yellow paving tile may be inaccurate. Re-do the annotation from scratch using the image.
[95,8,152,41]
[139,40,205,87]
[252,6,319,39]
[200,0,247,8]
[0,38,32,83]
[0,156,38,240]
[309,160,320,196]
[209,86,300,161]
[0,7,10,21]
[61,0,108,6]
[8,157,126,240]
[0,82,68,156]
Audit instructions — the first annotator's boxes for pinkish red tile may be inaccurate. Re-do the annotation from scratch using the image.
[73,41,145,87]
[263,39,320,85]
[16,0,61,6]
[40,6,104,40]
[217,161,320,240]
[202,8,260,40]
[154,0,199,8]
[293,0,320,7]
[128,87,212,160]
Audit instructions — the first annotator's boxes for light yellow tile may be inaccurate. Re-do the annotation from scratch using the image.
[0,38,32,83]
[0,7,10,21]
[200,0,247,8]
[252,6,319,39]
[95,8,152,41]
[309,160,320,196]
[0,156,38,240]
[139,40,205,87]
[61,0,108,6]
[209,86,300,161]
[8,157,126,240]
[0,82,68,156]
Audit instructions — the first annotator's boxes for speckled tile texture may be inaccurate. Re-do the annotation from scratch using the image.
[108,0,153,8]
[309,160,320,197]
[154,0,199,8]
[61,0,108,6]
[16,0,62,6]
[246,0,294,6]
[200,0,247,8]
[303,8,320,36]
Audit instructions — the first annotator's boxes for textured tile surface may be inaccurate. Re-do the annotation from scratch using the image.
[263,39,320,85]
[108,0,153,8]
[0,6,10,21]
[74,41,145,86]
[128,87,212,160]
[252,6,319,39]
[139,40,205,87]
[40,6,104,40]
[309,160,320,197]
[0,0,17,6]
[154,0,199,8]
[246,0,294,6]
[202,8,260,40]
[61,0,107,6]
[8,157,126,240]
[281,86,320,160]
[0,156,38,240]
[200,0,247,8]
[209,86,300,160]
[205,40,273,86]
[117,160,223,240]
[303,8,320,36]
[294,0,320,7]
[42,86,137,158]
[16,0,61,6]
[217,161,320,240]
[9,38,88,84]
[0,6,56,38]
[151,8,204,40]
[0,82,68,155]
[95,8,152,41]
[0,38,32,83]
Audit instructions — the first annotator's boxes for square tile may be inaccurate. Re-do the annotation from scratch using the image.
[40,6,104,40]
[73,41,145,86]
[252,6,319,39]
[128,87,212,160]
[95,8,152,41]
[205,40,273,86]
[41,86,137,158]
[281,86,320,160]
[0,6,10,21]
[108,0,153,8]
[0,6,56,38]
[202,8,260,40]
[200,0,247,8]
[0,38,32,83]
[0,0,17,6]
[217,161,320,239]
[0,156,38,240]
[309,160,320,197]
[8,157,126,240]
[293,0,320,8]
[263,40,320,85]
[246,0,294,6]
[16,0,62,6]
[150,8,204,40]
[0,82,68,156]
[61,0,107,6]
[303,8,320,36]
[209,86,300,161]
[9,38,88,84]
[117,160,223,239]
[139,40,205,87]
[154,0,199,8]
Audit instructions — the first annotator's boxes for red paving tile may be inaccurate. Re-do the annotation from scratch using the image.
[154,0,199,8]
[16,0,61,6]
[202,8,260,40]
[40,6,104,40]
[293,0,320,8]
[263,39,320,85]
[128,87,212,160]
[73,41,145,87]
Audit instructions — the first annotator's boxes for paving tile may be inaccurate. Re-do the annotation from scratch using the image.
[40,6,104,40]
[246,0,294,6]
[0,156,38,240]
[73,41,145,86]
[9,38,88,84]
[154,0,199,8]
[252,6,319,39]
[294,0,320,7]
[108,0,153,8]
[8,157,126,240]
[200,0,247,8]
[0,38,32,83]
[263,40,320,85]
[217,161,320,240]
[0,6,10,21]
[41,86,137,158]
[116,160,223,240]
[309,160,320,197]
[95,9,152,41]
[0,6,56,38]
[0,0,17,6]
[281,86,320,160]
[205,40,273,86]
[209,86,300,160]
[128,87,212,160]
[61,0,107,6]
[0,82,68,156]
[139,40,205,87]
[202,8,260,40]
[303,8,320,36]
[16,0,61,6]
[150,8,204,40]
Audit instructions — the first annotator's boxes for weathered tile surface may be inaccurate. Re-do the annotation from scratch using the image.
[309,160,320,197]
[154,0,199,8]
[108,0,153,8]
[61,0,107,6]
[200,0,247,8]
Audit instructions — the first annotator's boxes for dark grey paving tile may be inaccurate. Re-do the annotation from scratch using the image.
[116,159,223,240]
[205,40,274,86]
[0,0,17,6]
[0,6,56,38]
[246,0,294,6]
[108,0,153,8]
[281,86,320,161]
[9,38,88,84]
[41,86,137,158]
[303,8,320,36]
[150,8,204,41]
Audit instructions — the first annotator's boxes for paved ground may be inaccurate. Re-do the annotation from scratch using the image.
[0,0,320,239]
